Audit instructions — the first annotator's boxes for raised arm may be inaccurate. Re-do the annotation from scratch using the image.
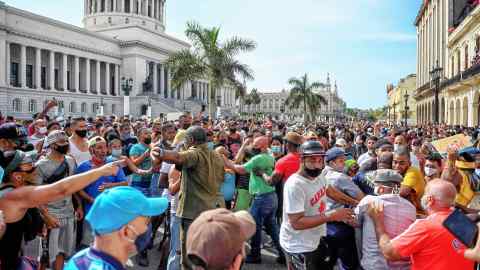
[0,160,124,223]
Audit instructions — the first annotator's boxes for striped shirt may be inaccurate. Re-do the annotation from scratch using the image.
[65,248,126,270]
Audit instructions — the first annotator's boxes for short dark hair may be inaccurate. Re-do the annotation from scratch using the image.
[426,152,442,167]
[71,117,86,126]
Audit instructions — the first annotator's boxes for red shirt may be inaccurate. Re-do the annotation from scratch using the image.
[274,152,300,182]
[391,210,474,270]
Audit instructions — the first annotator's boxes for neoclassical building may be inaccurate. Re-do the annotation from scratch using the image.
[415,0,480,127]
[0,0,237,119]
[242,74,346,122]
[386,74,417,125]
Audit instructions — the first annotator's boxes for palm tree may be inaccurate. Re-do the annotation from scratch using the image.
[285,74,327,123]
[166,21,256,117]
[248,88,261,117]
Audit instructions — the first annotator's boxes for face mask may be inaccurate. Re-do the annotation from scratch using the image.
[251,148,262,156]
[0,166,4,184]
[476,169,480,176]
[393,144,400,151]
[207,142,214,150]
[144,137,152,145]
[424,167,437,177]
[420,195,429,211]
[75,130,88,138]
[271,146,282,154]
[38,127,47,135]
[111,149,122,158]
[304,167,322,178]
[54,144,70,155]
[219,139,227,145]
[3,150,16,157]
[126,225,150,253]
[183,123,191,129]
[374,186,381,196]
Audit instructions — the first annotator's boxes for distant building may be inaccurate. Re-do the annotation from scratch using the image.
[386,74,417,125]
[242,74,346,122]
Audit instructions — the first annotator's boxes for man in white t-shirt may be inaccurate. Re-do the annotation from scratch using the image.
[280,141,356,270]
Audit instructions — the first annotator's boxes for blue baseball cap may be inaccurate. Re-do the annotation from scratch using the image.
[326,147,346,163]
[86,186,168,235]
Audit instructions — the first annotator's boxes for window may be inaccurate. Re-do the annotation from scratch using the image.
[69,102,76,113]
[54,69,59,89]
[26,65,33,88]
[28,99,37,113]
[457,50,461,73]
[67,71,71,90]
[81,102,87,113]
[125,18,129,24]
[10,62,19,87]
[41,67,47,89]
[100,0,105,12]
[108,17,112,24]
[12,98,21,112]
[465,45,469,70]
[92,103,99,114]
[125,0,130,12]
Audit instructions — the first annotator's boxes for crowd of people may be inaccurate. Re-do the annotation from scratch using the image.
[4,101,480,270]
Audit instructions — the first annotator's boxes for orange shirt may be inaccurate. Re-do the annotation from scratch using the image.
[391,210,474,270]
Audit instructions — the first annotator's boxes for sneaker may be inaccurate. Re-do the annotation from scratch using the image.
[245,255,262,264]
[136,251,150,267]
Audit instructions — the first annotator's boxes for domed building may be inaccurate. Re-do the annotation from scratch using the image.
[0,0,237,119]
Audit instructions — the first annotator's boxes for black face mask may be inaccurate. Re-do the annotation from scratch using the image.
[251,148,262,156]
[219,139,227,145]
[144,137,152,145]
[54,144,70,155]
[305,168,322,178]
[183,123,191,129]
[75,130,88,138]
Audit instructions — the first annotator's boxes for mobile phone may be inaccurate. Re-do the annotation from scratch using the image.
[443,208,478,248]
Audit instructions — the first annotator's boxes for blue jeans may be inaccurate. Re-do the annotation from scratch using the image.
[249,192,282,257]
[150,173,163,197]
[167,214,181,270]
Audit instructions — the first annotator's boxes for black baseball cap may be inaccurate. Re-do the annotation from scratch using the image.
[0,123,27,140]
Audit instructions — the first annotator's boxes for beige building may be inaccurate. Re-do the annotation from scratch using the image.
[242,74,347,122]
[414,0,480,126]
[386,74,417,125]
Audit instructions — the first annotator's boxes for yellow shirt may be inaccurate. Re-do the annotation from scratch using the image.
[456,170,474,207]
[401,166,426,211]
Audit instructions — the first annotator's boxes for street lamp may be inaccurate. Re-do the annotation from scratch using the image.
[121,77,133,116]
[393,101,398,125]
[430,60,443,124]
[403,90,409,127]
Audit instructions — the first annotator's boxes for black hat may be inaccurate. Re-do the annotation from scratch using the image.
[0,123,27,140]
[300,141,326,157]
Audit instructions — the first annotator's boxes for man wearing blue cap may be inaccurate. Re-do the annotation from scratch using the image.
[66,186,168,270]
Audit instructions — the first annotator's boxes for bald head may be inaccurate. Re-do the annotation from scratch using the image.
[424,179,457,209]
[253,136,269,152]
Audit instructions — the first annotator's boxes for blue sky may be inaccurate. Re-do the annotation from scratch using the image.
[6,0,421,109]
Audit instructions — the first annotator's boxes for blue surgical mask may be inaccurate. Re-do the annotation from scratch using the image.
[0,166,4,184]
[111,149,122,158]
[207,141,214,150]
[271,146,282,154]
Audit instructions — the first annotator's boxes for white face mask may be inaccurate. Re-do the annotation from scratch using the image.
[38,127,47,135]
[424,167,437,177]
[393,144,400,151]
[475,169,480,176]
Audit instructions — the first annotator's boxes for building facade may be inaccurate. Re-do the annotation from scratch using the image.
[0,0,236,119]
[242,74,347,122]
[414,0,480,127]
[386,74,417,125]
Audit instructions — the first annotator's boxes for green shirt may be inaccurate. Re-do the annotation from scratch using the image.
[176,144,225,220]
[244,153,275,195]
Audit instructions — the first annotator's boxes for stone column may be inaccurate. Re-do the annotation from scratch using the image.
[113,0,117,12]
[120,0,124,12]
[35,47,41,89]
[106,63,111,95]
[20,44,26,88]
[97,0,101,13]
[86,58,91,93]
[114,64,119,96]
[153,63,158,93]
[62,53,68,90]
[49,50,55,90]
[85,0,88,15]
[152,0,156,18]
[6,42,10,86]
[74,56,80,92]
[166,67,171,97]
[130,0,134,13]
[160,64,165,97]
[96,60,101,94]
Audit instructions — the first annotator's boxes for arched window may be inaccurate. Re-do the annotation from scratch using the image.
[12,98,22,112]
[69,102,76,113]
[28,99,37,113]
[92,103,99,114]
[81,102,87,113]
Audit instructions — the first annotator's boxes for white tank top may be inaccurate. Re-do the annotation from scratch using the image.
[69,139,91,165]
